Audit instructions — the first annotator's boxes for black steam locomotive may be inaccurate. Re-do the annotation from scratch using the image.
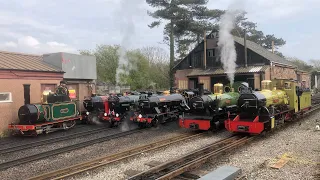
[83,93,140,127]
[130,92,190,128]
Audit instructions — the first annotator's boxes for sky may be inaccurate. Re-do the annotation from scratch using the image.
[0,0,319,62]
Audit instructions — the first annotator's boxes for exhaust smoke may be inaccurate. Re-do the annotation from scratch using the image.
[218,1,244,86]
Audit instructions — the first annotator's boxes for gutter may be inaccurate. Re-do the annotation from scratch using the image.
[0,68,65,73]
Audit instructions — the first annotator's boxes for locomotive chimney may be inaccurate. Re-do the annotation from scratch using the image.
[23,84,31,105]
[198,83,204,96]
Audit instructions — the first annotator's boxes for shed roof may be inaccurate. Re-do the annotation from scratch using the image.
[173,32,297,70]
[232,36,296,67]
[0,50,63,72]
[187,65,269,77]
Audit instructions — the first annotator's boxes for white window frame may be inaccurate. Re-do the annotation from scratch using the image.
[0,92,12,103]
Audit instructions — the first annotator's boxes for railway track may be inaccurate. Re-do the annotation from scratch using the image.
[128,135,254,180]
[0,124,95,146]
[0,126,108,154]
[28,132,205,180]
[0,128,143,171]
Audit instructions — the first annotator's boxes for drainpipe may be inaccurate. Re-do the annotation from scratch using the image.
[203,30,207,69]
[315,74,318,88]
[270,61,273,80]
[23,84,31,105]
[244,29,248,67]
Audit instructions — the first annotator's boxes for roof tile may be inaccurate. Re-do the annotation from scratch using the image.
[0,50,62,72]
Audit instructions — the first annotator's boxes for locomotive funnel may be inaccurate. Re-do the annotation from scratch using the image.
[198,83,204,96]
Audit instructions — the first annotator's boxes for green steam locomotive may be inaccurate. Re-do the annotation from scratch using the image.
[179,81,248,131]
[8,81,81,136]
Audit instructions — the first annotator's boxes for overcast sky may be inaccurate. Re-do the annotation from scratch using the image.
[0,0,319,62]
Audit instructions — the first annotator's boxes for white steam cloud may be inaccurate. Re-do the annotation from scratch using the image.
[218,1,244,86]
[114,0,144,85]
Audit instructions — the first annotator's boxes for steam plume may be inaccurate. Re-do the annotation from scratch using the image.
[218,2,244,86]
[115,0,143,85]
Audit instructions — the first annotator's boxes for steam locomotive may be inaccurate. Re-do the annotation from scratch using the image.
[179,82,248,131]
[130,91,190,128]
[8,82,81,136]
[83,93,140,127]
[225,79,312,135]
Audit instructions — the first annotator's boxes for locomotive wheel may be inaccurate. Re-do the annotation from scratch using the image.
[210,121,220,132]
[109,121,115,128]
[138,122,146,128]
[146,123,152,128]
[151,118,159,127]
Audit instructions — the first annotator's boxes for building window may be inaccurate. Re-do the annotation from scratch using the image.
[178,80,188,89]
[208,49,215,57]
[0,92,12,103]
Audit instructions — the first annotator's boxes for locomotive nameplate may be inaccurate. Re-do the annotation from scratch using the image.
[60,108,69,114]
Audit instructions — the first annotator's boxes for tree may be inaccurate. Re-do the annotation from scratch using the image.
[309,59,320,71]
[79,45,120,84]
[146,0,221,88]
[232,12,286,51]
[286,57,313,72]
[140,46,170,89]
[120,47,170,90]
[120,50,152,90]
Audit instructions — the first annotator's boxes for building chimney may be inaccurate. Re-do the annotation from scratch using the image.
[272,41,274,53]
[203,30,207,69]
[244,29,248,67]
[198,83,204,96]
[23,84,31,105]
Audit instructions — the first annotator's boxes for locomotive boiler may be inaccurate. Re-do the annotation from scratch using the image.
[179,82,248,131]
[225,79,312,135]
[130,92,189,128]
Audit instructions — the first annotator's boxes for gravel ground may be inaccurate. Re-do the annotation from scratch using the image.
[0,121,195,180]
[187,110,320,180]
[68,129,231,180]
[0,127,121,163]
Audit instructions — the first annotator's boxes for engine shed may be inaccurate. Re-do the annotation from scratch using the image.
[174,31,310,91]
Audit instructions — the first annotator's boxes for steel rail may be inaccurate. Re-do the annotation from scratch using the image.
[128,135,242,180]
[28,132,205,180]
[155,137,254,180]
[0,124,91,146]
[0,128,143,171]
[0,127,109,154]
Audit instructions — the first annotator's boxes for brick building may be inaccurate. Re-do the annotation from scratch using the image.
[0,51,97,136]
[174,31,310,91]
[0,51,64,135]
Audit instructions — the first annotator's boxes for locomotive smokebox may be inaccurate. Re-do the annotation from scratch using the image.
[198,83,204,96]
[23,84,31,105]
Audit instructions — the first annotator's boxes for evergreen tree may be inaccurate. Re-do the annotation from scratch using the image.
[146,0,222,88]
